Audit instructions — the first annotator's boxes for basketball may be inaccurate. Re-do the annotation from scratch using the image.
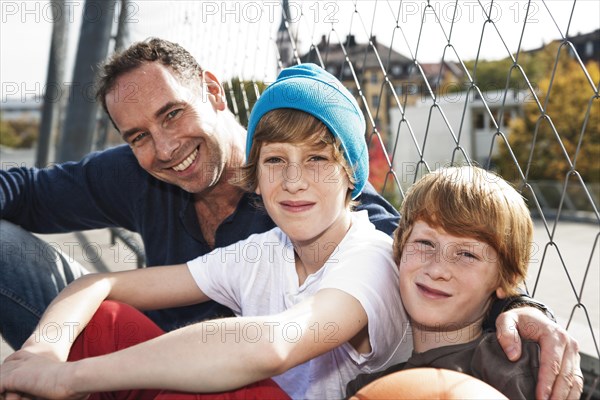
[350,368,508,399]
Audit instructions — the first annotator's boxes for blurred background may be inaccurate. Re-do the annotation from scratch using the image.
[1,0,599,397]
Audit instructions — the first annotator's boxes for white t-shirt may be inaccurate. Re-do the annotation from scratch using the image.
[187,211,411,399]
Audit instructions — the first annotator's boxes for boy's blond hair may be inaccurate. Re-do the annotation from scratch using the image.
[238,109,356,205]
[393,166,533,296]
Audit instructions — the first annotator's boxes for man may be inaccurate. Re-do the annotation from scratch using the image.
[0,38,582,398]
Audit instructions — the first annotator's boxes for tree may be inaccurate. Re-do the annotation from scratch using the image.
[224,78,267,128]
[494,44,599,184]
[463,52,544,93]
[0,114,39,149]
[0,115,21,148]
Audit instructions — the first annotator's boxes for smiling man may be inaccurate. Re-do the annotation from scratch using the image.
[104,61,247,247]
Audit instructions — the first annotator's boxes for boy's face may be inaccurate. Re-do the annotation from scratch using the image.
[255,139,352,245]
[398,220,505,332]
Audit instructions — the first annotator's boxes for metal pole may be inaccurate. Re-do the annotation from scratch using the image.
[114,0,131,52]
[57,0,115,162]
[36,0,69,168]
[95,0,131,150]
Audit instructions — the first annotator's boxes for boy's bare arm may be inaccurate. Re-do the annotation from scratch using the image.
[15,265,209,362]
[1,289,368,397]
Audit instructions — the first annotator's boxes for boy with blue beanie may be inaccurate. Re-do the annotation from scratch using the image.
[2,64,410,400]
[246,63,369,199]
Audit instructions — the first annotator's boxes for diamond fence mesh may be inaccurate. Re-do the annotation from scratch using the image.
[104,0,598,395]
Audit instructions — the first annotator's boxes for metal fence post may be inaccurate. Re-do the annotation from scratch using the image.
[57,0,115,162]
[36,0,69,168]
[94,0,131,151]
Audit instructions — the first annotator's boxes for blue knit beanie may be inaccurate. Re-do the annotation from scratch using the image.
[246,63,368,199]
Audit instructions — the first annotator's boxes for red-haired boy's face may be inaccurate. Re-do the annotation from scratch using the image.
[399,220,504,336]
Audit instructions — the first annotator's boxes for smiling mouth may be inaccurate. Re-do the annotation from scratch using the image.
[280,201,315,212]
[172,147,199,172]
[416,283,451,298]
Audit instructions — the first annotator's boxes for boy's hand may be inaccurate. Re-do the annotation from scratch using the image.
[495,307,583,400]
[0,350,85,400]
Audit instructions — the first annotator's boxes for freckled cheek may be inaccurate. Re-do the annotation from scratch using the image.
[256,182,274,199]
[398,273,409,293]
[399,252,421,273]
[398,262,414,288]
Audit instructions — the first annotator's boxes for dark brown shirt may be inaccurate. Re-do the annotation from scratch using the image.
[346,332,539,399]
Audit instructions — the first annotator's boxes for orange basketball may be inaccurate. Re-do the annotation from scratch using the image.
[350,368,508,400]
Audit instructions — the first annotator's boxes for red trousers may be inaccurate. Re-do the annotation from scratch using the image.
[67,301,290,400]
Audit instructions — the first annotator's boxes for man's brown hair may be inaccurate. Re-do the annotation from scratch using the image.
[96,38,203,121]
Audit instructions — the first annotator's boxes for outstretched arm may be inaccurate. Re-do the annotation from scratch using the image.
[1,289,368,398]
[16,265,209,362]
[495,307,583,400]
[0,145,144,233]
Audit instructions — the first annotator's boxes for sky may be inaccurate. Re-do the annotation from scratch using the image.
[1,0,599,102]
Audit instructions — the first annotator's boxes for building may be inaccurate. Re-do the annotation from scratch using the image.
[524,28,600,65]
[389,89,526,188]
[565,28,599,65]
[1,98,42,122]
[300,34,414,149]
[298,35,465,154]
[417,61,466,96]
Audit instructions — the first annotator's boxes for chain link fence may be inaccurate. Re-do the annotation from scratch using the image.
[94,0,598,396]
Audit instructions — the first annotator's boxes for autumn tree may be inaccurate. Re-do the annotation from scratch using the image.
[0,114,39,148]
[463,50,546,93]
[494,44,599,184]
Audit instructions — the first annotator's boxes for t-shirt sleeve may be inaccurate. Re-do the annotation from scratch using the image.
[186,229,284,314]
[472,335,539,399]
[187,242,247,314]
[495,341,539,399]
[318,235,411,371]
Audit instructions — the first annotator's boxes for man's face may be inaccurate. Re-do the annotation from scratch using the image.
[105,62,227,194]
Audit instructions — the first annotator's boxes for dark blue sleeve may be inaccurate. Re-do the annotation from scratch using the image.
[0,145,144,233]
[355,181,400,236]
